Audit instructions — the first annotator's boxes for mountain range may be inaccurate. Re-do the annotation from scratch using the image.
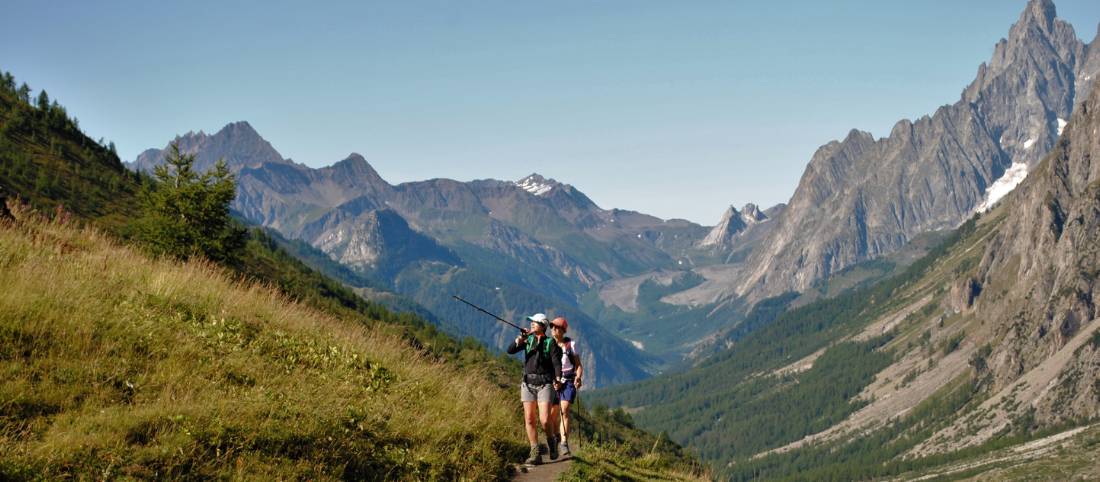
[129,0,1100,389]
[592,53,1100,479]
[130,123,726,385]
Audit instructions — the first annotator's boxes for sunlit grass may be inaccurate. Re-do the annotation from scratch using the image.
[0,204,526,480]
[564,441,710,481]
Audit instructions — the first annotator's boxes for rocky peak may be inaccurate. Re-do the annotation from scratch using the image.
[220,120,261,139]
[515,173,560,196]
[739,203,767,225]
[970,0,1080,99]
[1019,0,1057,33]
[131,120,286,174]
[732,1,1098,302]
[698,205,749,249]
[330,152,383,180]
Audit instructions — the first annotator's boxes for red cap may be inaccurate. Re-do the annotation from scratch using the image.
[550,317,568,332]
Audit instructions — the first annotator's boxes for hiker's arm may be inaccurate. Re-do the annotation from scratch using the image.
[506,336,525,354]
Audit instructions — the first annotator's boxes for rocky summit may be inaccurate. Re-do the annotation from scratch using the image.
[697,203,769,250]
[129,121,287,174]
[733,0,1100,302]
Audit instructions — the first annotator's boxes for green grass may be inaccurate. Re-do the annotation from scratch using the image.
[562,400,708,481]
[564,442,709,482]
[0,206,526,480]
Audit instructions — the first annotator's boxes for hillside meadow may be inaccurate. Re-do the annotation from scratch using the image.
[0,203,525,480]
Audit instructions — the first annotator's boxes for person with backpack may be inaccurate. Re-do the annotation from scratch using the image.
[549,316,582,457]
[507,313,563,465]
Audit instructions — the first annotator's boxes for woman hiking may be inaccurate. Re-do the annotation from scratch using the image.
[549,316,582,457]
[507,313,563,465]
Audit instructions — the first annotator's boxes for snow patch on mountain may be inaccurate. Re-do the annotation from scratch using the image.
[515,174,555,196]
[977,162,1030,212]
[1057,118,1068,135]
[1023,138,1036,149]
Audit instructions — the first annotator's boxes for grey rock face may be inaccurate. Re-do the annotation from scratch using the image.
[972,81,1100,424]
[735,0,1100,301]
[234,153,392,235]
[478,220,603,288]
[131,121,287,174]
[300,207,459,278]
[698,206,747,249]
[697,203,768,250]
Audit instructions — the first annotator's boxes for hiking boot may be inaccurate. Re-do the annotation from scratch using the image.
[559,441,571,457]
[538,442,548,455]
[548,438,559,460]
[524,445,542,466]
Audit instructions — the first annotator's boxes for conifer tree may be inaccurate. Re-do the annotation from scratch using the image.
[137,141,245,263]
[16,83,30,103]
[36,90,49,111]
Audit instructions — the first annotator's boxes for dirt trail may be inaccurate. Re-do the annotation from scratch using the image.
[512,456,572,482]
[512,435,574,482]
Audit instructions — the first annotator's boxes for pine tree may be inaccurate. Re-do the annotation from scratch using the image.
[136,141,245,264]
[1,72,14,93]
[36,90,49,111]
[16,83,30,103]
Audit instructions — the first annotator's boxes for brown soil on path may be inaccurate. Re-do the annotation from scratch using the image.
[512,435,574,482]
[512,455,573,482]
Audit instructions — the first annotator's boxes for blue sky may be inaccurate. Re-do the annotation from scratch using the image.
[3,1,1099,224]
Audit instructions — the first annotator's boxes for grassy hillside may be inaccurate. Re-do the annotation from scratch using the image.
[0,74,141,229]
[0,205,524,479]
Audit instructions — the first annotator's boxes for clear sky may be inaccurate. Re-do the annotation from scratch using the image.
[3,1,1099,224]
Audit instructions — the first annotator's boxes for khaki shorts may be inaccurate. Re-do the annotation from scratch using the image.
[520,381,554,403]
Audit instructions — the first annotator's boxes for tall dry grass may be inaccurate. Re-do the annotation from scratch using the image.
[0,204,525,480]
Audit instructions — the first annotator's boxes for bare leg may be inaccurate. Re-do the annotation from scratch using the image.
[523,401,539,447]
[538,400,553,442]
[549,404,560,441]
[559,400,572,443]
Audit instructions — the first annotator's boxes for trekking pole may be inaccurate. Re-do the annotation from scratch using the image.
[451,295,529,333]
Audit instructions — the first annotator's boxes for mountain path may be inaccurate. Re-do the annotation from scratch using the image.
[511,435,574,482]
[512,456,573,482]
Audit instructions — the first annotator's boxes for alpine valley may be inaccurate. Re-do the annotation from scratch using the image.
[592,1,1100,479]
[116,0,1100,478]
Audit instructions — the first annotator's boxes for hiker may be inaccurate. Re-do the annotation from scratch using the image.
[549,316,582,457]
[507,313,564,465]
